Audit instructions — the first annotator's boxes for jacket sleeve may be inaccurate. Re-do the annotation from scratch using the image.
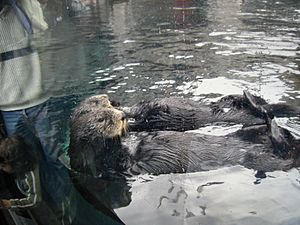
[10,166,42,209]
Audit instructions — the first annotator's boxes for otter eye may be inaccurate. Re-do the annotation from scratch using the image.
[98,118,105,123]
[92,100,100,105]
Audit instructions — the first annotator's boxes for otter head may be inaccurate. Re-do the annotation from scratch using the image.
[70,94,128,143]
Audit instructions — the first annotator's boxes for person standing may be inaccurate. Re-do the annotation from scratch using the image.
[0,0,64,169]
[0,1,73,224]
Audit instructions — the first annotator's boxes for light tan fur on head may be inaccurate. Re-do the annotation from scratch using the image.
[99,106,128,138]
[70,94,128,141]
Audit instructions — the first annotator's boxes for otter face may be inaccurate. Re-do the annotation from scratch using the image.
[93,104,128,138]
[71,95,128,141]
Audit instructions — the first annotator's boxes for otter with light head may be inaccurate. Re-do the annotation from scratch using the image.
[68,94,296,178]
[69,95,129,176]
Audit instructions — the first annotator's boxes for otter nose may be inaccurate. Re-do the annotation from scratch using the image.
[120,111,127,121]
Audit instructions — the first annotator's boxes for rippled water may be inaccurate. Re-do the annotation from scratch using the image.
[40,0,300,224]
[117,167,300,225]
[43,0,300,104]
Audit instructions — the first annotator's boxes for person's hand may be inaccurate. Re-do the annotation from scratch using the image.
[0,199,12,209]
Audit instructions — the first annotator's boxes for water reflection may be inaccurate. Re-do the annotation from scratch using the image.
[0,1,125,224]
[34,0,300,224]
[117,167,300,225]
[13,0,300,224]
[39,0,300,105]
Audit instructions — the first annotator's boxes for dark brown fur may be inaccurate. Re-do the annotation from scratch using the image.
[122,91,300,132]
[68,94,296,178]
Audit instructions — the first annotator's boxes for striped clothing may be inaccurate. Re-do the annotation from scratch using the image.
[0,4,48,111]
[10,166,41,209]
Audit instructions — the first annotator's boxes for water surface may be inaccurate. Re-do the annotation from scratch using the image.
[40,0,300,224]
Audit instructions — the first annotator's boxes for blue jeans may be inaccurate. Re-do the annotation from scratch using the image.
[1,101,64,168]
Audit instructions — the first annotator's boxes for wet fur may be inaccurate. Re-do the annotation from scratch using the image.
[69,94,296,177]
[123,131,292,175]
[122,94,266,132]
[123,91,300,132]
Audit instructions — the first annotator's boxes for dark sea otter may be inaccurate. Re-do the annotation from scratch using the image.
[121,90,300,132]
[68,93,299,178]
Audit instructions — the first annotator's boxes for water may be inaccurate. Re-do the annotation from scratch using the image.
[42,0,300,104]
[39,0,300,224]
[116,167,300,225]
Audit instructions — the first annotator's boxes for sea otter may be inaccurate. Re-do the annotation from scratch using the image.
[121,91,300,132]
[68,94,297,178]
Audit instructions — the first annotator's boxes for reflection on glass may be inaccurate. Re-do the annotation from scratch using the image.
[0,0,300,224]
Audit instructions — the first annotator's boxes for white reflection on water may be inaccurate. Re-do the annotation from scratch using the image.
[208,31,300,57]
[117,167,300,225]
[176,54,300,102]
[113,66,126,71]
[169,55,194,59]
[89,62,141,86]
[177,76,293,103]
[176,77,251,100]
[209,31,237,36]
[230,62,300,77]
[155,80,176,85]
[123,40,136,43]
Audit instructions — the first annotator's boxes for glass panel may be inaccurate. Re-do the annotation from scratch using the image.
[0,0,300,224]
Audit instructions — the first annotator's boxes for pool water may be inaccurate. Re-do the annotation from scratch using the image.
[37,0,300,224]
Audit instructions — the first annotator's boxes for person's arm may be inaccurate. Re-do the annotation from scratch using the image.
[9,167,42,209]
